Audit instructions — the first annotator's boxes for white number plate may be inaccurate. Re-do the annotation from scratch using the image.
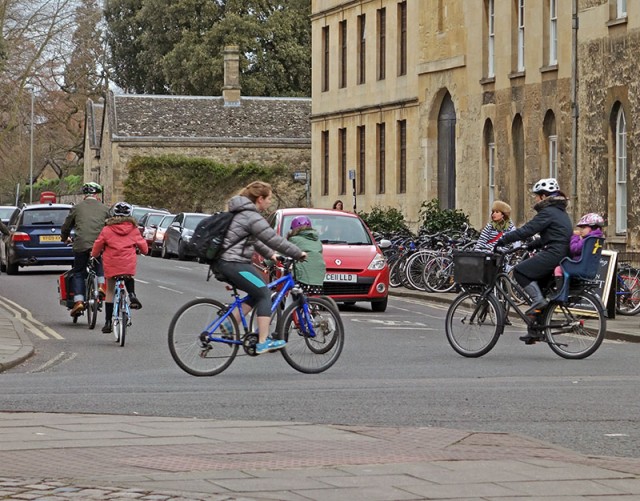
[324,273,357,283]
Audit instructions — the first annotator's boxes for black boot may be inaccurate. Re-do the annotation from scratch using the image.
[519,328,543,344]
[102,302,113,333]
[523,282,548,315]
[129,293,142,310]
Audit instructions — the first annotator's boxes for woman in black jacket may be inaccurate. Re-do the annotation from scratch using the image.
[497,178,573,340]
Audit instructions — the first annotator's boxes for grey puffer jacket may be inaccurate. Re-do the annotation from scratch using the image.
[219,196,304,263]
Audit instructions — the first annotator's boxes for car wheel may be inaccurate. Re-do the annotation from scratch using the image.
[6,261,19,275]
[371,297,388,312]
[0,253,6,273]
[161,243,170,259]
[177,240,188,261]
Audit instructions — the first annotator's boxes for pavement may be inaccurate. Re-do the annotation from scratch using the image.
[0,289,639,500]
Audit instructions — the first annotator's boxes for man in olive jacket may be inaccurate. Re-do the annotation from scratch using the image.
[61,182,110,316]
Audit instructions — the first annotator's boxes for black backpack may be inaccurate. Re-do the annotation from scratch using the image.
[189,211,242,265]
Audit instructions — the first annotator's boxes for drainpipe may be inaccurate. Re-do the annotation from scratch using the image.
[571,0,579,219]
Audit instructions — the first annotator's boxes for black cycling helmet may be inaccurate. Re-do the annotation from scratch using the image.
[110,201,133,217]
[82,182,103,195]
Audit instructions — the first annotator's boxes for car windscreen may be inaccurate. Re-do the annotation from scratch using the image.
[132,208,152,222]
[184,215,207,230]
[22,208,70,226]
[282,215,372,245]
[0,207,16,221]
[159,215,175,229]
[146,213,166,226]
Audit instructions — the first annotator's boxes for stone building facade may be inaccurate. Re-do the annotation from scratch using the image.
[83,47,311,207]
[311,0,638,249]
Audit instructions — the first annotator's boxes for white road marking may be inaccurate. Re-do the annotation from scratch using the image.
[0,297,64,340]
[29,352,77,373]
[158,285,183,294]
[136,279,150,284]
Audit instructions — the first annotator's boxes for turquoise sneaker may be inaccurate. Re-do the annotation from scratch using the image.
[255,337,287,354]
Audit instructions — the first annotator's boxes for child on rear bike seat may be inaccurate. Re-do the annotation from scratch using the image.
[552,213,605,293]
[215,181,307,355]
[91,202,148,333]
[495,178,573,344]
[286,216,326,295]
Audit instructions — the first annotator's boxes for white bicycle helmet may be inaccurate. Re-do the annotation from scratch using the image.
[532,178,560,194]
[577,213,605,227]
[110,202,133,217]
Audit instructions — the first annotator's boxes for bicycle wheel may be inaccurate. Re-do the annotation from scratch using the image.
[445,291,503,357]
[118,294,128,347]
[168,298,239,376]
[388,257,404,288]
[279,297,344,374]
[616,269,640,315]
[544,290,606,359]
[112,292,123,344]
[404,251,435,291]
[85,275,99,330]
[422,255,456,293]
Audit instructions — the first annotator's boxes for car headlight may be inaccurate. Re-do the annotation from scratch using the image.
[368,253,387,271]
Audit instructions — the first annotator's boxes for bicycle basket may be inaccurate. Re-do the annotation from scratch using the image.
[453,251,497,285]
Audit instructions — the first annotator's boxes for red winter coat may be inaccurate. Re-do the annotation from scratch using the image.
[91,216,148,278]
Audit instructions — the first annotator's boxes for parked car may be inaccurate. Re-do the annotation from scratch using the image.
[131,205,169,224]
[0,203,74,275]
[137,211,173,252]
[149,214,176,257]
[0,205,18,224]
[162,212,209,260]
[261,208,391,312]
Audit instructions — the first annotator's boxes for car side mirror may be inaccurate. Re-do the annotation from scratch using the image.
[378,239,392,249]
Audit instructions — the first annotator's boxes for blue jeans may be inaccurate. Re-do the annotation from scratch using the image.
[71,250,103,301]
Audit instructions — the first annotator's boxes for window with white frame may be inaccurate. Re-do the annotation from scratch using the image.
[617,0,627,19]
[517,0,525,72]
[616,108,627,233]
[488,0,495,77]
[548,135,558,178]
[488,142,496,207]
[549,0,557,65]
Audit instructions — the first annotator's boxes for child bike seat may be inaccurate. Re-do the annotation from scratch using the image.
[556,235,605,301]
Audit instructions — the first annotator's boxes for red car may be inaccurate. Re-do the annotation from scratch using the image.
[263,208,391,312]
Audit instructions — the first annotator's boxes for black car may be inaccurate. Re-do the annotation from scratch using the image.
[162,212,209,260]
[0,203,74,275]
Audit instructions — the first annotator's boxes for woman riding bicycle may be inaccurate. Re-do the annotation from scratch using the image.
[216,181,307,355]
[496,178,573,342]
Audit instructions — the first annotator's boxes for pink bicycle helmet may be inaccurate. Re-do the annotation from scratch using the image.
[290,216,312,231]
[577,213,605,228]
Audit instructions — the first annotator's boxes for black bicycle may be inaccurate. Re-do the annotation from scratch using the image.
[445,246,606,359]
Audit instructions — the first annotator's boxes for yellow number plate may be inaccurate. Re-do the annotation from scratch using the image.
[40,235,61,243]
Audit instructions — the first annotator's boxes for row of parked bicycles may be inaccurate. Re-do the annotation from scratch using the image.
[378,225,640,317]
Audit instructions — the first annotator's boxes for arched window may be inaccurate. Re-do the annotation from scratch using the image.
[483,119,496,208]
[438,92,457,209]
[512,114,525,224]
[615,107,627,233]
[543,110,557,178]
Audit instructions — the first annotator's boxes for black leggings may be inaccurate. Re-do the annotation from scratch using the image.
[218,261,271,317]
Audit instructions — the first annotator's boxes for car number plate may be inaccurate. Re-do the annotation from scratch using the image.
[39,235,61,243]
[324,273,357,283]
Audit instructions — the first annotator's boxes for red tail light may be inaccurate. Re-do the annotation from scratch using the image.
[11,232,31,242]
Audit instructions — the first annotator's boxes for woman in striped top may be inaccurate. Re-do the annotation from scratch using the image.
[473,201,516,253]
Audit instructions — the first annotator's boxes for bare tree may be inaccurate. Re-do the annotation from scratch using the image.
[0,0,104,204]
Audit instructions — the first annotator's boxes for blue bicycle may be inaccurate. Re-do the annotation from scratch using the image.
[168,257,344,376]
[112,275,132,347]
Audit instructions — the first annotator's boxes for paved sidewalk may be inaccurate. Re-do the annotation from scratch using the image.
[1,295,639,499]
[0,412,639,500]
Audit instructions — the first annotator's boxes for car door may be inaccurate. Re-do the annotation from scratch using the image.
[167,213,184,254]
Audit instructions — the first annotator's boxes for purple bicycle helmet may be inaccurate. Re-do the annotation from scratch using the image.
[577,213,605,228]
[290,216,312,231]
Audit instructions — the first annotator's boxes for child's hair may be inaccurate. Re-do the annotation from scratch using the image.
[240,181,272,203]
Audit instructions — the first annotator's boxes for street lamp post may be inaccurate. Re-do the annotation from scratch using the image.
[29,88,34,204]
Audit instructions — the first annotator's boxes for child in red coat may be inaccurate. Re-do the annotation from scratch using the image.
[91,202,148,333]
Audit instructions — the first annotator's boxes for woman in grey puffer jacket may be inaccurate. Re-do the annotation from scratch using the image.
[217,181,307,355]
